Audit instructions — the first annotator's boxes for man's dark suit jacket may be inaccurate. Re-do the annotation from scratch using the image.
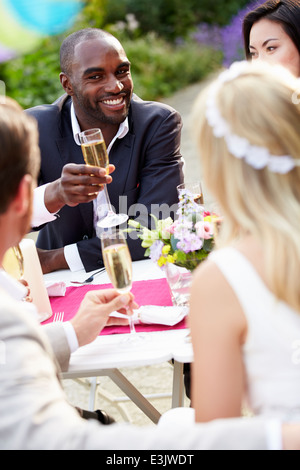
[26,94,184,271]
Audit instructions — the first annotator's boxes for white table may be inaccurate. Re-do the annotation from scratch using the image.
[44,259,194,424]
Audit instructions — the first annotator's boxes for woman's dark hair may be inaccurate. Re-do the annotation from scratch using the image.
[243,0,300,59]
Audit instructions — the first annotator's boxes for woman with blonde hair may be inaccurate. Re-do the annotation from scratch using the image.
[189,60,300,423]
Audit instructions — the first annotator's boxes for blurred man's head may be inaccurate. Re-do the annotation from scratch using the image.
[0,97,40,250]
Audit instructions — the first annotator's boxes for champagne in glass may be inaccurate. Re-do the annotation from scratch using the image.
[3,245,24,279]
[81,139,109,170]
[103,243,132,292]
[100,230,136,334]
[79,128,128,228]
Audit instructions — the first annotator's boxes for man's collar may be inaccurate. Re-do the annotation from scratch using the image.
[70,102,129,151]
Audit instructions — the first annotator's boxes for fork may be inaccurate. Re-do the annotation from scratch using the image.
[70,268,106,284]
[53,312,64,322]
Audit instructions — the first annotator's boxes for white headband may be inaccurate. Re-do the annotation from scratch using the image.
[205,61,300,174]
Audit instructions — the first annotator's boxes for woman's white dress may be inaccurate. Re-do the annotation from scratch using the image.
[209,247,300,420]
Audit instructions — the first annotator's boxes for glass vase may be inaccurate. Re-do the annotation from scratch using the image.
[165,262,193,307]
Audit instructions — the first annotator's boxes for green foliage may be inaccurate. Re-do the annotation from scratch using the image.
[0,0,248,108]
[103,0,250,39]
[76,0,107,29]
[195,0,250,26]
[123,34,222,100]
[105,0,198,40]
[0,35,63,108]
[174,249,212,271]
[0,31,222,109]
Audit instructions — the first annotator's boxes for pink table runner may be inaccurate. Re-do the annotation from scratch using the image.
[45,278,186,335]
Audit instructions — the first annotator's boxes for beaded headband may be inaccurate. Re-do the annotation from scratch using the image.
[205,61,300,174]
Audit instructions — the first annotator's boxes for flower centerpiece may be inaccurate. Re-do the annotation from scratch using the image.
[127,189,220,272]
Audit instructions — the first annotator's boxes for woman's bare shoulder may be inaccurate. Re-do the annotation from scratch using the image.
[190,257,247,337]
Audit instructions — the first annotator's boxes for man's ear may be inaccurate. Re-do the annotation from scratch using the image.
[60,72,74,96]
[13,174,33,216]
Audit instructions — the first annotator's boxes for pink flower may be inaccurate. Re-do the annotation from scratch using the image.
[195,221,213,240]
[165,221,178,234]
[203,210,211,218]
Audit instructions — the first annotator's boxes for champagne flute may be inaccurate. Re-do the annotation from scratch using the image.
[3,245,24,279]
[100,229,136,334]
[79,128,128,228]
[177,181,204,205]
[2,245,31,302]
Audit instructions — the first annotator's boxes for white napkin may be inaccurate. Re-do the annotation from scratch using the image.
[110,305,188,326]
[45,281,67,297]
[134,305,188,326]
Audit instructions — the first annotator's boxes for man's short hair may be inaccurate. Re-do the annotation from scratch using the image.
[0,97,40,214]
[60,28,115,76]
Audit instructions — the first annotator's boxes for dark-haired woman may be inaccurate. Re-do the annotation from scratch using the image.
[243,0,300,76]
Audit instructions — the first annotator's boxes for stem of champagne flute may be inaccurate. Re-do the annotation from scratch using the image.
[128,314,136,334]
[103,184,114,213]
[120,293,136,334]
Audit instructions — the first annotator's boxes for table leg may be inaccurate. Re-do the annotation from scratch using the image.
[88,377,98,410]
[172,361,185,408]
[107,369,161,424]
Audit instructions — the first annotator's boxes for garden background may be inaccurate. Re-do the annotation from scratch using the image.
[0,0,265,424]
[0,0,263,109]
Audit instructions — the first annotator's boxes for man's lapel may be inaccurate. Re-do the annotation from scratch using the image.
[55,135,84,165]
[55,95,85,166]
[54,97,94,233]
[107,131,136,212]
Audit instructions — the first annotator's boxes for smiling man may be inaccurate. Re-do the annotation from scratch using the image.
[64,33,133,135]
[26,28,184,273]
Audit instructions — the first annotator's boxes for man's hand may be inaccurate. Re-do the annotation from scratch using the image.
[37,247,68,274]
[70,289,139,347]
[44,163,115,213]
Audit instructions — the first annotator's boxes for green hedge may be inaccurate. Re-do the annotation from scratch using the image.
[0,33,222,109]
[101,0,250,39]
[122,35,222,101]
[0,0,250,108]
[0,36,63,108]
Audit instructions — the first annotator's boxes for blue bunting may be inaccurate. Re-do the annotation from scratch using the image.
[3,0,83,35]
[0,0,83,61]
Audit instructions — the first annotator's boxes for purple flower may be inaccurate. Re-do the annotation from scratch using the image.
[177,233,203,254]
[221,1,264,66]
[0,44,16,63]
[177,189,202,219]
[149,240,164,263]
[191,23,223,51]
[192,1,265,66]
[189,234,203,251]
[174,220,193,241]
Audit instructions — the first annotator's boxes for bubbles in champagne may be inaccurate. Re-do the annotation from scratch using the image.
[103,244,132,292]
[81,140,109,171]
